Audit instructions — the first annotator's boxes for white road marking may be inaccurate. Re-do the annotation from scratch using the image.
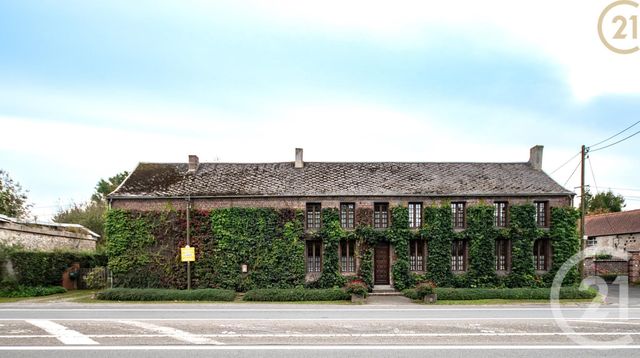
[567,319,640,325]
[3,307,640,312]
[118,320,222,345]
[3,317,640,321]
[0,344,639,350]
[25,320,98,345]
[2,331,640,339]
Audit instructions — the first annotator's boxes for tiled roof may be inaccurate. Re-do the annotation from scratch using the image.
[110,161,573,198]
[585,209,640,237]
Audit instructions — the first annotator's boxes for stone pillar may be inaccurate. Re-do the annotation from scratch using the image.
[628,251,640,285]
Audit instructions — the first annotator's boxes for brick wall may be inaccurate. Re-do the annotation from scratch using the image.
[112,195,571,213]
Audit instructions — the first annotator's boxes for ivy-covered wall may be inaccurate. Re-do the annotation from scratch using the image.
[105,208,306,290]
[105,202,580,291]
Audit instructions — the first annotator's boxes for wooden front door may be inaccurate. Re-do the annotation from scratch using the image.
[374,243,390,285]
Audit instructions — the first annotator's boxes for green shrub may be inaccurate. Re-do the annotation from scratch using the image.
[243,288,350,301]
[415,281,436,298]
[403,287,597,300]
[0,286,66,298]
[344,280,368,297]
[85,267,107,290]
[595,253,613,260]
[95,288,236,301]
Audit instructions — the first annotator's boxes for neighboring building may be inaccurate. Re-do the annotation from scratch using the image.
[585,209,640,255]
[109,146,573,287]
[0,214,99,251]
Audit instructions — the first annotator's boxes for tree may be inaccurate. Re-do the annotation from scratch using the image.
[0,169,31,219]
[53,171,128,244]
[53,201,106,237]
[588,190,625,214]
[91,171,129,203]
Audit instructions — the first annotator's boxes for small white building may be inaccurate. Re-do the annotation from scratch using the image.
[0,214,98,251]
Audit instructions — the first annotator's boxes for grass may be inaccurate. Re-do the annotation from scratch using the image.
[432,297,604,305]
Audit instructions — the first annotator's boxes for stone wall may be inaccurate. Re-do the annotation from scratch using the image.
[0,222,97,251]
[588,233,640,254]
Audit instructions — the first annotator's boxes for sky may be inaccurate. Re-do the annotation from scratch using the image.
[0,0,639,220]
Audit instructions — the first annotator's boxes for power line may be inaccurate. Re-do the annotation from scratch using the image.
[587,156,599,193]
[589,120,640,148]
[563,159,582,187]
[549,151,581,175]
[590,128,640,152]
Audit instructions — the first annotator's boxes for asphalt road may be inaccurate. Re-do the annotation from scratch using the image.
[1,287,639,358]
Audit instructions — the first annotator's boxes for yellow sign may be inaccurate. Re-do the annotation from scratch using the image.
[181,245,195,262]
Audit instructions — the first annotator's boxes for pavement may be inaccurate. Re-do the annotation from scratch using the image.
[0,284,639,357]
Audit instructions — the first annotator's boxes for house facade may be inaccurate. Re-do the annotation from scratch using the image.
[108,146,574,289]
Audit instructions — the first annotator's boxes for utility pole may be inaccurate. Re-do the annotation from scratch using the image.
[186,198,191,290]
[580,145,587,277]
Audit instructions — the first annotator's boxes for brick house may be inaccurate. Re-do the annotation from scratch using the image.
[108,146,573,288]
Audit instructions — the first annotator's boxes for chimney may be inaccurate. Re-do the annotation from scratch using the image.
[188,155,199,172]
[295,148,304,168]
[529,145,543,170]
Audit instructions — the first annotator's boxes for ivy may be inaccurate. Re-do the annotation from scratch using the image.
[390,206,412,291]
[423,204,453,286]
[104,202,579,291]
[358,247,374,289]
[105,209,156,287]
[466,204,497,287]
[316,208,348,288]
[505,204,538,288]
[545,207,581,286]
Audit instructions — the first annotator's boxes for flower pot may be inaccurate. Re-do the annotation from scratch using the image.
[351,294,366,304]
[423,293,437,304]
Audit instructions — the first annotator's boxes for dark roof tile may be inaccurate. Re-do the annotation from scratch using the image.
[110,161,573,198]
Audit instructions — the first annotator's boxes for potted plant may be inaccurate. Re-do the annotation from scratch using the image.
[416,281,437,304]
[345,279,368,304]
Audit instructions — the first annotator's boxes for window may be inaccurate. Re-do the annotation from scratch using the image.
[306,203,321,229]
[535,201,548,227]
[533,239,550,271]
[409,239,426,271]
[340,203,355,229]
[495,239,510,271]
[587,237,597,247]
[451,202,466,228]
[306,240,322,273]
[409,202,422,228]
[494,202,508,227]
[451,239,467,271]
[374,203,389,228]
[340,240,355,272]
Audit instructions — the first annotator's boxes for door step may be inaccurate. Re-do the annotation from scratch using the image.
[369,291,403,296]
[370,285,401,296]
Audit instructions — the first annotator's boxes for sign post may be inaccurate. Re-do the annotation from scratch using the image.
[181,245,195,290]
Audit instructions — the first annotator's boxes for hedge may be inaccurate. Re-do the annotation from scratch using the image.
[95,288,236,301]
[0,286,66,298]
[243,288,350,301]
[402,287,598,300]
[3,249,107,287]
